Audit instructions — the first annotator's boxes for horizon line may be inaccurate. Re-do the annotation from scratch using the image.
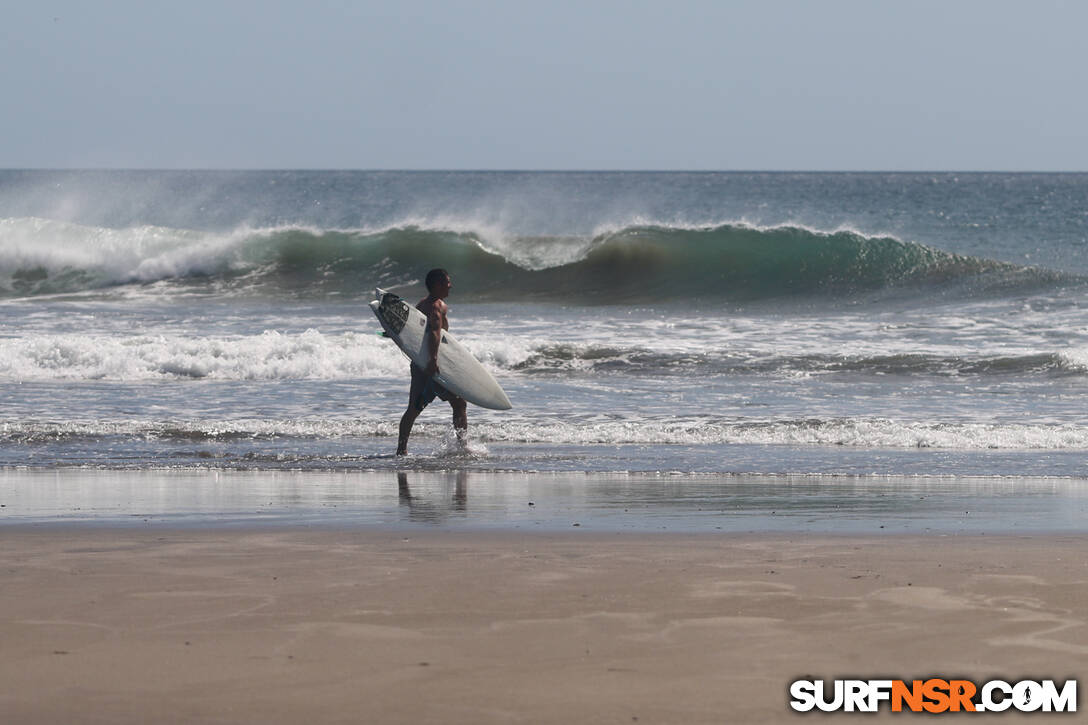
[3,167,1088,174]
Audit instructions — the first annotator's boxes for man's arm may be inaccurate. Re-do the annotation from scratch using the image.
[423,303,445,377]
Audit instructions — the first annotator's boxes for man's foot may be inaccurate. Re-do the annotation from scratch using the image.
[452,429,469,453]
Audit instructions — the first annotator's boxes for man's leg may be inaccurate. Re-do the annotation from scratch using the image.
[451,397,467,444]
[397,406,419,455]
[398,370,426,455]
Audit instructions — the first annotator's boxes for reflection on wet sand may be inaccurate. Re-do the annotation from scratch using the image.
[2,469,1086,534]
[397,471,468,524]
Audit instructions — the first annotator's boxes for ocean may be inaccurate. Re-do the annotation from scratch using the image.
[2,170,1088,483]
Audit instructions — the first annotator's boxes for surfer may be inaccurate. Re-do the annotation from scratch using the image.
[396,268,468,455]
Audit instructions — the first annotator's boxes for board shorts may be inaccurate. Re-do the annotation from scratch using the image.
[409,363,457,411]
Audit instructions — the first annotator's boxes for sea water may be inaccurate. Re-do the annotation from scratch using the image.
[2,171,1087,480]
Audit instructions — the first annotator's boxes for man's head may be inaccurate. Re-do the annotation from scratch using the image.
[425,268,451,298]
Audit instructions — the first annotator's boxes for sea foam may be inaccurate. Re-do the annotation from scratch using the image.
[4,416,1088,451]
[0,329,408,381]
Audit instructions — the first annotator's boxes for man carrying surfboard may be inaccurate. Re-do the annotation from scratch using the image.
[396,268,468,455]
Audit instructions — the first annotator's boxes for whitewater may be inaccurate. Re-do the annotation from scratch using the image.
[2,170,1087,477]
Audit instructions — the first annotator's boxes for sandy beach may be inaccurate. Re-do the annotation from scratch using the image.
[1,527,1084,723]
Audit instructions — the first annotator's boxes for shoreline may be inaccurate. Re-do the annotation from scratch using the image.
[2,527,1085,723]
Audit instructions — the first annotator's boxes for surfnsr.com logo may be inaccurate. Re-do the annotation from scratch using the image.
[789,679,1077,713]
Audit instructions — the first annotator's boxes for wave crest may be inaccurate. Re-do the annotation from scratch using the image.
[0,217,1071,301]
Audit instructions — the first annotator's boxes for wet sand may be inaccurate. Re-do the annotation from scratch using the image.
[2,527,1085,723]
[4,468,1087,533]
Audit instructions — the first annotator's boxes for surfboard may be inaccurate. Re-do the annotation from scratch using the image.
[370,288,513,410]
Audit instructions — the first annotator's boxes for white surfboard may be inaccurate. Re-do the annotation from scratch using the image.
[370,288,512,410]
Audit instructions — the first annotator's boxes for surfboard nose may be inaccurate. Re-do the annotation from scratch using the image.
[472,385,513,410]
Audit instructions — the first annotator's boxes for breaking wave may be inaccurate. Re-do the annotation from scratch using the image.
[0,217,1073,301]
[3,330,1086,382]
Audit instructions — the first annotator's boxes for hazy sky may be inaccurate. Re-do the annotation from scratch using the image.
[3,1,1085,170]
